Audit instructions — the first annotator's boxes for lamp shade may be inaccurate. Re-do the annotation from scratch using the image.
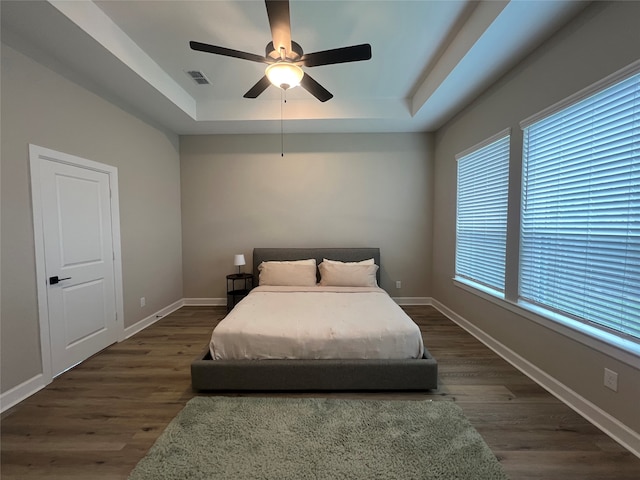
[266,63,304,90]
[233,254,246,267]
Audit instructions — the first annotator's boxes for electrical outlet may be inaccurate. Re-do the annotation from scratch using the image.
[140,297,146,308]
[604,368,618,392]
[396,281,402,289]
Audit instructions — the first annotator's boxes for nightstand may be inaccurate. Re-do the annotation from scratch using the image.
[226,273,253,312]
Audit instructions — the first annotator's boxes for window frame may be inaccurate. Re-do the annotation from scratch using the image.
[454,128,511,297]
[452,59,640,369]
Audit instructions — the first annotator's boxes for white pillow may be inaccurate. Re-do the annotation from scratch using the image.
[323,257,375,266]
[258,259,317,286]
[318,262,379,287]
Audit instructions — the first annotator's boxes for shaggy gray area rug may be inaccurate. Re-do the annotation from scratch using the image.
[128,396,508,480]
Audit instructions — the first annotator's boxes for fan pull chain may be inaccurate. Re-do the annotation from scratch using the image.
[280,89,286,157]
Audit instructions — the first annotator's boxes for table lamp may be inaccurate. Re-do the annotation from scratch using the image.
[233,254,246,274]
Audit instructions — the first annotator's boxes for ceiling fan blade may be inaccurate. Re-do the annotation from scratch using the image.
[265,0,292,58]
[243,76,272,99]
[301,44,372,67]
[190,41,266,63]
[300,73,333,102]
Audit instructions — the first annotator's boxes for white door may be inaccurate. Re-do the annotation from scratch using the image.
[34,150,119,376]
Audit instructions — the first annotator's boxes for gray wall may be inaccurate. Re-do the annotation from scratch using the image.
[180,133,433,298]
[1,44,184,392]
[432,1,640,432]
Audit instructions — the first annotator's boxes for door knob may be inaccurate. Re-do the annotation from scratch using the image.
[49,276,71,285]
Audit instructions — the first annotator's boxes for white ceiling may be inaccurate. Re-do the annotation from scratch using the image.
[1,0,588,135]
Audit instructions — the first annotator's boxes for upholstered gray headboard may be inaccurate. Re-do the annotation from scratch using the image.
[253,248,381,284]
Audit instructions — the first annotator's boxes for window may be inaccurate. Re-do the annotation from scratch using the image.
[455,131,510,294]
[520,70,640,340]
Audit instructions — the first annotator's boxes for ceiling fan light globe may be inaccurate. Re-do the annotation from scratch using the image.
[266,63,304,90]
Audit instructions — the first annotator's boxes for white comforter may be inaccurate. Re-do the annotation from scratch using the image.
[210,286,424,360]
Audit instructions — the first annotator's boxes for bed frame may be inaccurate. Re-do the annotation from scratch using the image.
[191,247,438,391]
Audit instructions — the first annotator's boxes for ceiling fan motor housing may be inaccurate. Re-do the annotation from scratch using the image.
[266,41,303,61]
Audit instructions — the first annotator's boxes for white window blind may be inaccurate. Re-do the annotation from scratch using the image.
[456,133,510,293]
[520,71,640,340]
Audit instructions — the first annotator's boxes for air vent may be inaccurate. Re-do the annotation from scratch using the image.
[185,70,211,85]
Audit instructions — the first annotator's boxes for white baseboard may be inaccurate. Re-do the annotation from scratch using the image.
[183,298,226,306]
[124,299,184,339]
[392,296,432,305]
[0,373,47,413]
[430,298,640,459]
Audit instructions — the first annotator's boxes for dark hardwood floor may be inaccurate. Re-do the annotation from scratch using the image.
[2,305,639,479]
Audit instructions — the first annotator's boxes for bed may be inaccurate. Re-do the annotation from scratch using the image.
[191,247,438,391]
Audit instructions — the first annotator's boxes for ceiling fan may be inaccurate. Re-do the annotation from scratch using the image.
[190,0,372,102]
